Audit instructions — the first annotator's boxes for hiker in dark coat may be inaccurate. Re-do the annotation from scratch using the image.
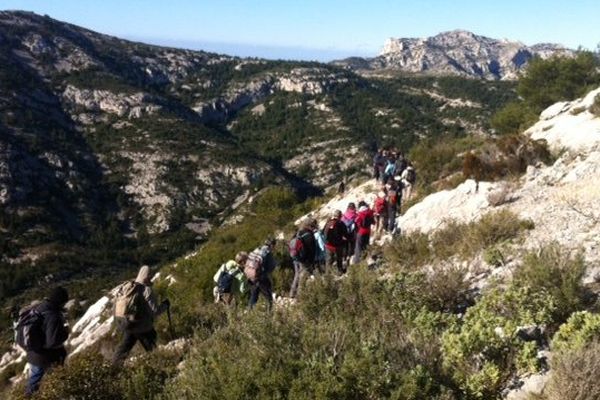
[289,221,317,298]
[112,266,169,365]
[324,210,348,274]
[25,287,70,396]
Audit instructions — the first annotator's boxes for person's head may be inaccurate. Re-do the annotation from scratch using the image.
[48,286,69,308]
[135,265,152,286]
[301,218,313,230]
[347,202,356,210]
[264,237,276,249]
[310,218,319,230]
[235,251,248,265]
[332,209,342,219]
[358,200,367,208]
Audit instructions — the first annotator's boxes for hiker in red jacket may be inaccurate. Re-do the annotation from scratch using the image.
[352,201,374,264]
[372,191,388,240]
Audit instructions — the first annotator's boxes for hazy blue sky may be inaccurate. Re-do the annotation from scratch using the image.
[2,0,599,61]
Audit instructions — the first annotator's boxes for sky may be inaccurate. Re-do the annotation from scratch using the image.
[1,0,599,61]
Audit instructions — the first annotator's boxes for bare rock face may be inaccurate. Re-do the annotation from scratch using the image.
[334,30,574,80]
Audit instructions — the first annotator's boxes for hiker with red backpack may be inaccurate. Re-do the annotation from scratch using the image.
[16,287,69,396]
[213,252,249,306]
[341,202,358,264]
[112,266,170,365]
[246,238,278,309]
[372,191,388,239]
[324,210,348,274]
[352,201,375,264]
[289,220,318,298]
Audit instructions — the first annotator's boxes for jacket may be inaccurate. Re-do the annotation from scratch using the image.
[296,228,317,264]
[324,218,348,249]
[313,230,326,262]
[213,260,249,295]
[27,300,69,368]
[355,207,374,236]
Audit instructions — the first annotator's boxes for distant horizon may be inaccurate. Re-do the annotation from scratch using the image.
[2,0,599,62]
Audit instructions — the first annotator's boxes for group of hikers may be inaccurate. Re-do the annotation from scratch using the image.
[13,148,417,396]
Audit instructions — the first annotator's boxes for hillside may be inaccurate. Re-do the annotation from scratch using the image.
[0,11,516,302]
[2,85,599,399]
[333,30,575,80]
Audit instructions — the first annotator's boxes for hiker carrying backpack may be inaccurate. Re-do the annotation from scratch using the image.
[248,238,277,309]
[213,252,249,305]
[18,287,69,396]
[289,228,316,264]
[112,266,170,365]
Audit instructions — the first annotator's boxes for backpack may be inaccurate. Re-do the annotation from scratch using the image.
[342,217,356,234]
[114,281,144,324]
[244,251,264,283]
[388,189,398,206]
[361,213,374,229]
[374,197,386,214]
[406,168,416,184]
[289,231,312,262]
[216,268,236,294]
[15,305,45,352]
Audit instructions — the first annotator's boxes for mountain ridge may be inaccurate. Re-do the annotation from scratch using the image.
[333,29,575,80]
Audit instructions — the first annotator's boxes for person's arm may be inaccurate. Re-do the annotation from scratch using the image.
[144,286,167,316]
[44,310,68,349]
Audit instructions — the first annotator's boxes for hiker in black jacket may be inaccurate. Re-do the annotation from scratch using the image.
[26,287,70,396]
[324,210,348,274]
[289,221,317,298]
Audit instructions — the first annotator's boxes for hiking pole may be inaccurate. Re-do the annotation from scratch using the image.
[166,304,175,340]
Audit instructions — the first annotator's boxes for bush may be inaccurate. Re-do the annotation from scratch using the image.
[490,101,537,135]
[513,244,587,324]
[543,340,600,400]
[442,286,556,399]
[551,311,600,352]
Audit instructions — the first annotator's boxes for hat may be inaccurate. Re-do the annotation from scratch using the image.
[48,287,69,307]
[135,265,151,285]
[235,251,248,264]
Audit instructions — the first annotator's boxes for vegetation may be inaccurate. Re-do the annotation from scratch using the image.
[492,52,600,134]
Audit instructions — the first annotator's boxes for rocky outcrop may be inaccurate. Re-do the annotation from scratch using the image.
[333,30,574,80]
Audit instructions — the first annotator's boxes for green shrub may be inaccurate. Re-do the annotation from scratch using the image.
[551,311,600,352]
[513,245,587,324]
[490,101,538,135]
[442,286,556,399]
[543,340,600,400]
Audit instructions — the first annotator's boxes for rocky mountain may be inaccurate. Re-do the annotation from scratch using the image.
[333,30,575,80]
[0,11,517,300]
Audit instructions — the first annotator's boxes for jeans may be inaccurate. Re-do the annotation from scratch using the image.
[289,261,306,298]
[249,277,273,310]
[112,328,157,365]
[26,364,45,396]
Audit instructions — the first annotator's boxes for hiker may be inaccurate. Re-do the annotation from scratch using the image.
[289,220,317,298]
[372,149,384,180]
[386,177,403,232]
[338,180,346,195]
[213,252,249,306]
[382,157,397,184]
[396,152,408,176]
[372,191,388,239]
[401,162,416,201]
[247,238,278,309]
[21,287,69,396]
[352,201,374,264]
[312,218,327,274]
[324,210,348,274]
[341,202,358,264]
[112,266,170,365]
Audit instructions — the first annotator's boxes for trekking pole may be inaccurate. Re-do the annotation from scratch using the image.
[166,305,175,340]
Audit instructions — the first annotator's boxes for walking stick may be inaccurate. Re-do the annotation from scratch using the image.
[166,305,175,340]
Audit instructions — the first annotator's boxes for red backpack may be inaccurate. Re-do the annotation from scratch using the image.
[374,197,386,214]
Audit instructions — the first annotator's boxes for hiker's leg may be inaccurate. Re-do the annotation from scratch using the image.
[260,278,273,310]
[26,364,45,396]
[336,246,345,273]
[248,282,260,309]
[138,329,158,352]
[289,261,302,298]
[352,234,362,264]
[112,330,138,365]
[388,207,396,232]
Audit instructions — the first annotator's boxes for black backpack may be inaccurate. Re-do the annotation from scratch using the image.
[15,306,45,352]
[217,269,235,294]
